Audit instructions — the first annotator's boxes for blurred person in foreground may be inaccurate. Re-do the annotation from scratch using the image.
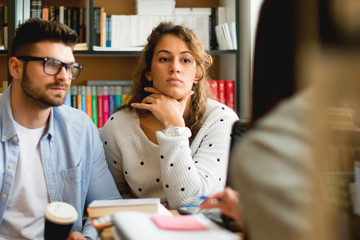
[201,0,316,239]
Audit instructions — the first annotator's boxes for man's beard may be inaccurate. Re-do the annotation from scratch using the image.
[21,67,68,109]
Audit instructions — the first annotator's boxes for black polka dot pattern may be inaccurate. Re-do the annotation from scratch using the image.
[113,161,117,164]
[160,155,164,159]
[125,171,128,174]
[110,117,114,120]
[188,167,191,170]
[220,119,224,122]
[209,144,212,147]
[140,161,144,165]
[217,158,220,162]
[170,163,174,167]
[104,141,107,145]
[181,188,185,191]
[156,178,160,182]
[222,107,225,110]
[166,184,169,188]
[138,188,142,192]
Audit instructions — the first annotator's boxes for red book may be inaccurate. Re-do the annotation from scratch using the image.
[96,86,104,128]
[102,86,110,125]
[217,80,226,104]
[225,80,235,110]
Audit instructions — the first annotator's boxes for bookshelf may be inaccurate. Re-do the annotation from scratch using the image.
[1,0,243,115]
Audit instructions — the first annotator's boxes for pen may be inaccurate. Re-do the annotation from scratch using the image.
[181,195,208,208]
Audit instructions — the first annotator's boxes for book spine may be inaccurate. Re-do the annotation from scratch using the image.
[96,86,104,128]
[225,80,234,110]
[115,86,122,109]
[108,86,116,116]
[70,86,78,109]
[49,5,56,21]
[30,0,42,19]
[102,86,109,124]
[91,86,98,127]
[59,6,65,24]
[42,5,49,20]
[77,86,82,110]
[106,15,111,47]
[100,7,105,47]
[217,80,226,104]
[81,86,86,113]
[86,86,92,119]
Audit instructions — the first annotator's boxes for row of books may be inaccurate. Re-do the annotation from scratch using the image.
[207,80,235,110]
[14,1,87,44]
[65,82,133,129]
[93,6,236,51]
[0,4,8,50]
[65,79,235,129]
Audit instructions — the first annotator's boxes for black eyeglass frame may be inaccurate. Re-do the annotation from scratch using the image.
[17,56,83,80]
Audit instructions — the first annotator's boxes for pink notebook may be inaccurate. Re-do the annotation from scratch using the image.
[151,214,208,231]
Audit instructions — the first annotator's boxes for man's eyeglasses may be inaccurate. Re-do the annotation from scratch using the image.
[17,56,83,80]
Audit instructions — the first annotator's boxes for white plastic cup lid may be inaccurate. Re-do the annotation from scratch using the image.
[44,202,78,224]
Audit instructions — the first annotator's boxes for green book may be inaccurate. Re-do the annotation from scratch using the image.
[91,86,98,127]
[115,86,122,108]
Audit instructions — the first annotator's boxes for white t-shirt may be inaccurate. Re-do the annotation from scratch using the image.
[0,122,49,240]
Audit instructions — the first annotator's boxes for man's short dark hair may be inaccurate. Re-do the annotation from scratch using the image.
[10,18,78,57]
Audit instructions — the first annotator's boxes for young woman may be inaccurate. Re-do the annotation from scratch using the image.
[100,22,238,209]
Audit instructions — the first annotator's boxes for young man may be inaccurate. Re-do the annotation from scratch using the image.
[0,18,121,239]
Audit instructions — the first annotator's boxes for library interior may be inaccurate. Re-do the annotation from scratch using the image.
[1,0,360,240]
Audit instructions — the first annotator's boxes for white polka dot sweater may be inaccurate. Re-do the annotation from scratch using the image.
[100,99,239,209]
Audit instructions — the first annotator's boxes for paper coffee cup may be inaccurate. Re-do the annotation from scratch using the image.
[44,202,78,240]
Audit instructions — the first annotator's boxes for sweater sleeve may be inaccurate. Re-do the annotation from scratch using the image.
[156,104,238,209]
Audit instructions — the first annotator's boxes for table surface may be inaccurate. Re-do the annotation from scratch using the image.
[99,210,243,240]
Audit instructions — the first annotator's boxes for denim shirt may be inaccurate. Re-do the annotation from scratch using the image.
[0,86,121,239]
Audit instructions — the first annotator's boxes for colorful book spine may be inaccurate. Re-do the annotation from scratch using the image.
[42,5,49,20]
[91,86,98,127]
[225,80,234,110]
[86,86,92,119]
[96,86,104,128]
[115,86,122,109]
[102,86,109,124]
[77,86,82,110]
[81,86,86,113]
[108,86,116,116]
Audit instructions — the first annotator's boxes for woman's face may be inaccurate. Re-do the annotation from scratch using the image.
[146,34,198,100]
